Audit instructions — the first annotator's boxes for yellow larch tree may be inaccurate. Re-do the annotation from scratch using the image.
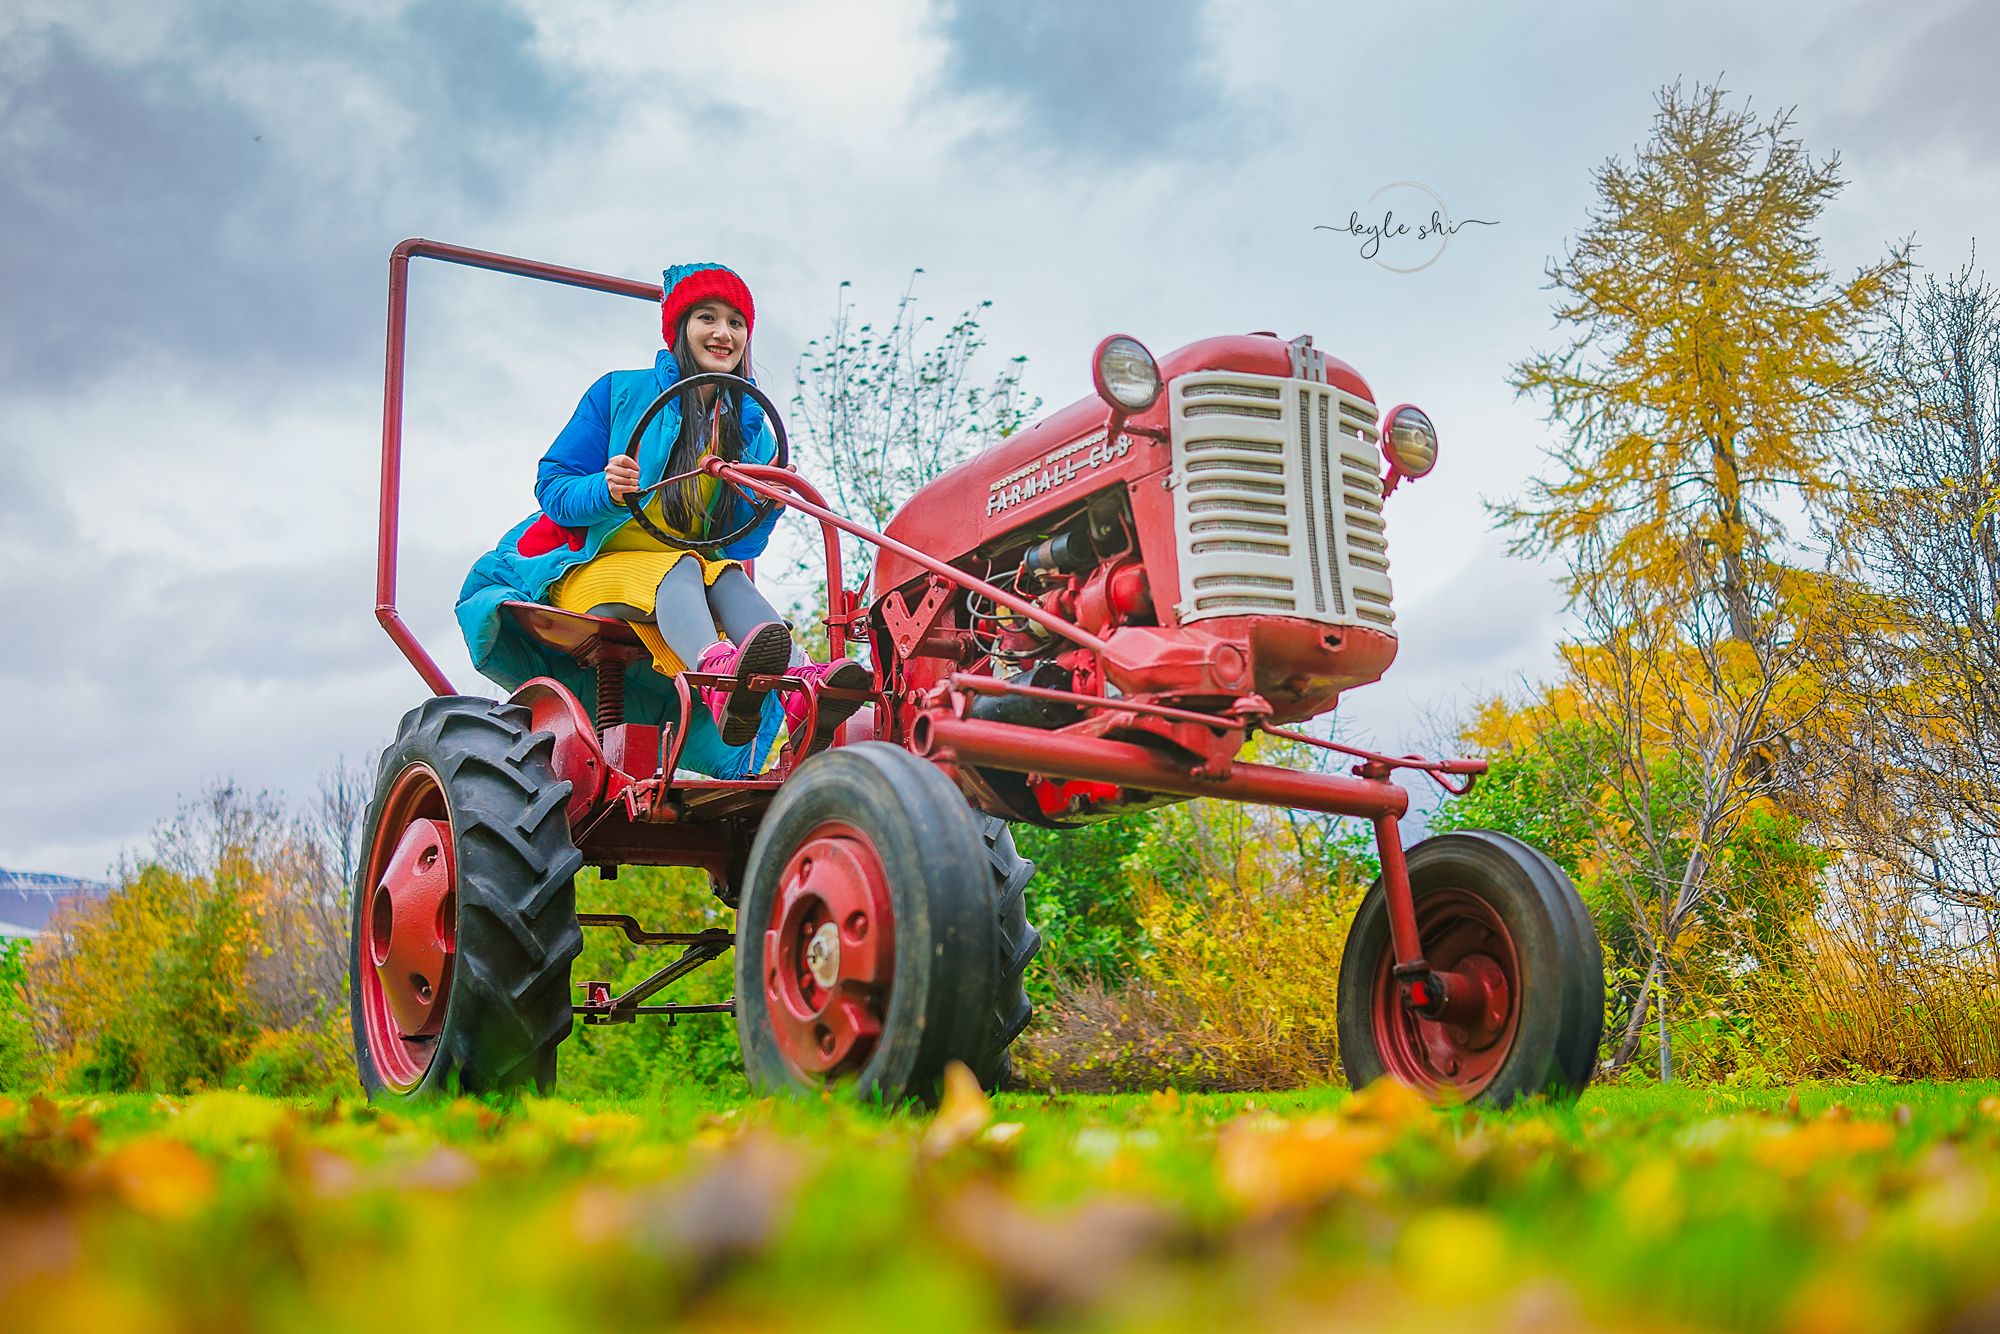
[1504,80,1906,643]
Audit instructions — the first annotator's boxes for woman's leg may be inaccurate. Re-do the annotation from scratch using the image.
[650,558,721,669]
[704,565,792,653]
[663,560,791,747]
[710,566,870,758]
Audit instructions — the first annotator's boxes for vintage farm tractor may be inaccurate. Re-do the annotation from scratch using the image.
[351,240,1604,1108]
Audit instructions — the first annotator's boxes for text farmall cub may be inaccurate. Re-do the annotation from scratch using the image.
[352,241,1604,1107]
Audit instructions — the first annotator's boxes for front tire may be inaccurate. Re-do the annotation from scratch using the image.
[1336,831,1602,1108]
[349,696,585,1098]
[735,743,997,1105]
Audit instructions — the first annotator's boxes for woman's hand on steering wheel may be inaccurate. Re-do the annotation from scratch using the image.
[605,455,641,503]
[621,371,790,553]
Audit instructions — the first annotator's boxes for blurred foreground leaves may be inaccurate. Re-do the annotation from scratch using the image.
[3,1080,2000,1333]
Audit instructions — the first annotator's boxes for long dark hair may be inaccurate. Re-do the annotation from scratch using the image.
[659,315,756,538]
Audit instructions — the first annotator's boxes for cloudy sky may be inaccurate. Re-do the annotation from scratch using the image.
[3,0,1994,878]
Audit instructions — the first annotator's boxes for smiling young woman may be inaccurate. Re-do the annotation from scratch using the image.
[455,263,868,777]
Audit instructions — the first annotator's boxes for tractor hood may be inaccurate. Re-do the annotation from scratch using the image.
[872,334,1373,600]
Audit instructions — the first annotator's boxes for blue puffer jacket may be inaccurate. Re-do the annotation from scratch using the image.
[455,351,784,778]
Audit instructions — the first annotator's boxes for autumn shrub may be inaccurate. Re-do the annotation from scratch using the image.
[228,1022,358,1097]
[1724,887,2000,1081]
[25,784,353,1096]
[1014,786,1375,1092]
[1012,816,1151,999]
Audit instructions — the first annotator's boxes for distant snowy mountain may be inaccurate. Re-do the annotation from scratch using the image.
[1,868,112,939]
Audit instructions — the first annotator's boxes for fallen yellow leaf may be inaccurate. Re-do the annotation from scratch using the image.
[1218,1115,1386,1212]
[1398,1208,1508,1297]
[103,1138,216,1219]
[1341,1077,1433,1131]
[1754,1120,1895,1175]
[1616,1158,1683,1236]
[979,1122,1026,1150]
[1783,1269,1917,1334]
[923,1061,992,1159]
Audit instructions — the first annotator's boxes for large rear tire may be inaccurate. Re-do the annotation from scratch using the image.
[735,743,997,1105]
[349,696,585,1098]
[1336,831,1601,1108]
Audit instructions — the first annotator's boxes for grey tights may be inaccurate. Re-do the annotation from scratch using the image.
[589,560,790,669]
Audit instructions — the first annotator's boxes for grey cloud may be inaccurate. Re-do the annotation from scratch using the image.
[935,0,1225,158]
[1838,0,2000,163]
[1334,539,1567,749]
[0,538,398,873]
[0,0,585,393]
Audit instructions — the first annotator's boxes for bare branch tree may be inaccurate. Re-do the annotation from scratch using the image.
[1532,540,1823,1074]
[792,272,1040,586]
[1826,250,2000,914]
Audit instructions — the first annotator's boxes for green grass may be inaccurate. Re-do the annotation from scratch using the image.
[4,1079,1998,1332]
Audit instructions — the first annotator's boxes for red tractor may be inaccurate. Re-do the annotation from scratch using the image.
[351,240,1604,1107]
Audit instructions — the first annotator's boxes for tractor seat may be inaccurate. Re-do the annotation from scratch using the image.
[502,600,647,658]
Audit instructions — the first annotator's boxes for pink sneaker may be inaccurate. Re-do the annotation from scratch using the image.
[695,622,794,747]
[784,658,872,757]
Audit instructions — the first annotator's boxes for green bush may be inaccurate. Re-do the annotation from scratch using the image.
[1013,815,1152,998]
[226,1021,356,1097]
[0,938,42,1092]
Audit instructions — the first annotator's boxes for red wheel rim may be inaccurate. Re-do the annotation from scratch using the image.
[762,820,896,1080]
[1370,887,1520,1099]
[359,765,457,1093]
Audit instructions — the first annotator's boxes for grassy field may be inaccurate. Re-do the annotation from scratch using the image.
[4,1077,1998,1333]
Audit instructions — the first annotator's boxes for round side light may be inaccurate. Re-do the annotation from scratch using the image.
[1381,404,1438,481]
[1092,335,1161,413]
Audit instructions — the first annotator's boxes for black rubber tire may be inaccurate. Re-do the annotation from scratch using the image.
[349,696,585,1098]
[735,742,997,1106]
[1336,831,1602,1109]
[974,816,1041,1090]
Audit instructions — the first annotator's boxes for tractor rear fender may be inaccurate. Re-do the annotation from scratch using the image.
[510,678,607,826]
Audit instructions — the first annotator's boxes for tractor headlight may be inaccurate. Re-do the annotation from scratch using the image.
[1382,405,1438,480]
[1093,335,1161,413]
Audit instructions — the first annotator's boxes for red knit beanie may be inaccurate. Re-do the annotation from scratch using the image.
[661,263,756,344]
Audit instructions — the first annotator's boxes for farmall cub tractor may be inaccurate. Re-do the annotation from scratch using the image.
[351,240,1604,1107]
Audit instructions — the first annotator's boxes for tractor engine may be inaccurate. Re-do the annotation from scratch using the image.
[866,332,1441,826]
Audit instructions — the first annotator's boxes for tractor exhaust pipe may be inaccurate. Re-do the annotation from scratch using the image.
[909,714,1409,820]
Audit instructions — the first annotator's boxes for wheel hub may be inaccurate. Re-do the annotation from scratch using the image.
[805,920,841,989]
[357,764,456,1092]
[763,824,895,1078]
[369,816,457,1036]
[1373,888,1521,1097]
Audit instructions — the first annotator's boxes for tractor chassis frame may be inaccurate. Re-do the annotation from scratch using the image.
[572,920,736,1025]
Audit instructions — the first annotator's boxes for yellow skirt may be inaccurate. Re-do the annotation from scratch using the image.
[551,549,738,676]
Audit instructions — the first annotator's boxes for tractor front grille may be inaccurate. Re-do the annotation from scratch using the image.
[1168,367,1394,632]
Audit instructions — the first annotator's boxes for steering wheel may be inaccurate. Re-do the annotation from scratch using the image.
[621,371,791,552]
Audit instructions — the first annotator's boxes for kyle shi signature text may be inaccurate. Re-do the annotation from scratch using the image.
[1317,210,1498,260]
